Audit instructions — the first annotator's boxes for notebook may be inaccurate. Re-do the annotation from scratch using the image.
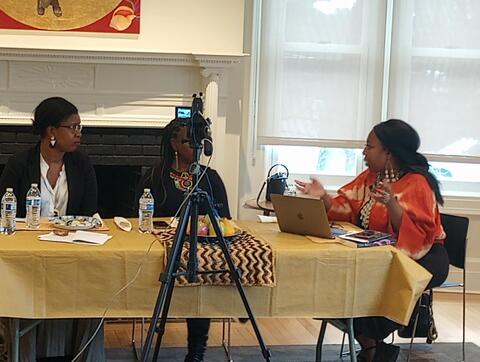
[270,194,345,239]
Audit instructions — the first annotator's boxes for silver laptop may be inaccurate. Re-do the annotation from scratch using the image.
[270,194,334,239]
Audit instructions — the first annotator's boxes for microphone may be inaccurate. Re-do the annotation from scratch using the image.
[189,93,213,157]
[202,118,213,157]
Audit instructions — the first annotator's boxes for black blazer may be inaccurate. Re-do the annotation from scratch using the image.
[0,144,98,218]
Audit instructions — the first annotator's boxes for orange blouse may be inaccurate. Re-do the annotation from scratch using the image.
[328,170,445,260]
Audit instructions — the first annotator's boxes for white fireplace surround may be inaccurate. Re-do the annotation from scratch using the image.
[0,47,244,218]
[0,48,242,127]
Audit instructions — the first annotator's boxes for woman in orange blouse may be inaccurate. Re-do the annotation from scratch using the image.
[296,119,449,362]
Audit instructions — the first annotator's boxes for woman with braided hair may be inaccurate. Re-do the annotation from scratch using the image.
[137,118,230,362]
[295,119,449,362]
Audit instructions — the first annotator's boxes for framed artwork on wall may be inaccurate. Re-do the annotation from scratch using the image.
[0,0,140,33]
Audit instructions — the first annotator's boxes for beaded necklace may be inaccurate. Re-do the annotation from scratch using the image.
[359,173,382,229]
[169,169,193,191]
[358,170,402,229]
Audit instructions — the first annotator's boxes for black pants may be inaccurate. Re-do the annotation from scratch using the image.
[186,318,210,355]
[354,243,450,340]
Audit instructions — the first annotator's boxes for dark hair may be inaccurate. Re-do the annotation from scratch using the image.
[32,97,78,136]
[150,118,187,208]
[373,119,444,205]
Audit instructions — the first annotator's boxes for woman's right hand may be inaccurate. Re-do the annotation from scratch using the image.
[294,178,326,199]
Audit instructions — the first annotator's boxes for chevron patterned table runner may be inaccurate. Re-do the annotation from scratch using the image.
[159,228,276,287]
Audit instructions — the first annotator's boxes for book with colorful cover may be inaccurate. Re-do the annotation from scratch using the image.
[338,230,396,248]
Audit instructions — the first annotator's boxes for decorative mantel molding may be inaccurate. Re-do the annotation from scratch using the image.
[0,48,244,129]
[0,47,245,67]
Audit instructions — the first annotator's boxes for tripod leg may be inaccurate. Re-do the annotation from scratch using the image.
[151,265,180,361]
[155,201,201,356]
[206,208,272,362]
[187,206,200,283]
[142,202,192,361]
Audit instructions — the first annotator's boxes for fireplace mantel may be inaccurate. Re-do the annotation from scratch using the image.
[0,47,245,67]
[0,48,246,128]
[0,47,244,215]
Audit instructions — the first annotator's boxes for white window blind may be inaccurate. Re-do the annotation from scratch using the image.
[388,0,480,158]
[257,0,386,147]
[257,0,480,159]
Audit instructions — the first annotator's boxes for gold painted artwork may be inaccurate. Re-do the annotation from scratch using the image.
[0,0,123,31]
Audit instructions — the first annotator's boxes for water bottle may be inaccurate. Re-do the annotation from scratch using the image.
[1,188,17,235]
[139,188,154,233]
[26,183,41,229]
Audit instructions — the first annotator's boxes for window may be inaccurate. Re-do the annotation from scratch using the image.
[256,0,480,195]
[430,162,480,196]
[269,145,359,176]
[268,145,363,190]
[257,0,385,145]
[388,0,480,157]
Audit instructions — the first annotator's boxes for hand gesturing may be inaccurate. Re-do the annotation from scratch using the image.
[294,178,326,198]
[372,181,394,205]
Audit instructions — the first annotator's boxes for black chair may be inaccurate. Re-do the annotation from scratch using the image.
[406,213,469,362]
[316,318,357,362]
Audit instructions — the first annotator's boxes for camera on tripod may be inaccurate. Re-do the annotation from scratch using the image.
[143,91,271,362]
[175,93,213,156]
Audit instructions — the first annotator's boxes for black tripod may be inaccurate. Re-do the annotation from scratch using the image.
[141,96,271,362]
[141,186,271,361]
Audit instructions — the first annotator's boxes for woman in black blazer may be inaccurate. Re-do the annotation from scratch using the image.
[0,97,97,218]
[0,97,103,362]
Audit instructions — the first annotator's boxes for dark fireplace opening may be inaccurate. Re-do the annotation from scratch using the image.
[95,165,144,218]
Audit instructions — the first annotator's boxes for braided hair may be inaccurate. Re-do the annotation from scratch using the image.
[373,119,444,205]
[149,118,187,209]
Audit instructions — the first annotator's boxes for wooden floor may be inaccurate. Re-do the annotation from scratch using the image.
[104,292,479,349]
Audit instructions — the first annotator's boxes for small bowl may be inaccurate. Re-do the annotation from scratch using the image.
[114,217,132,232]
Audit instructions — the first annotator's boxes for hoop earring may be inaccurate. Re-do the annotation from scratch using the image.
[175,151,179,170]
[49,136,56,148]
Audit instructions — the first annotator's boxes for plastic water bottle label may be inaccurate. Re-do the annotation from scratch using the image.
[5,203,16,212]
[145,202,154,211]
[27,198,41,207]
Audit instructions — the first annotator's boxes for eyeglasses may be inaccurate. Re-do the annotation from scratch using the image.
[58,124,83,133]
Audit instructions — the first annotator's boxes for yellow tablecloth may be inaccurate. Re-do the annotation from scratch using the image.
[0,220,431,325]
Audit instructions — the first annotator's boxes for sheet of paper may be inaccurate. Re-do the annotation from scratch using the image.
[38,231,112,245]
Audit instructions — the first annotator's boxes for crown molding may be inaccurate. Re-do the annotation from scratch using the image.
[0,47,246,67]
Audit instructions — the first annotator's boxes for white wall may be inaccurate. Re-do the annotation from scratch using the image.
[0,0,245,56]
